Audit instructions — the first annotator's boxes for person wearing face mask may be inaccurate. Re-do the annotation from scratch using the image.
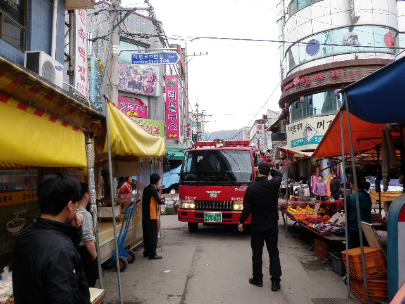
[142,173,165,260]
[12,173,90,304]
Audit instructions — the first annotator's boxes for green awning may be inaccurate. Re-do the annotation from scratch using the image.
[166,144,187,161]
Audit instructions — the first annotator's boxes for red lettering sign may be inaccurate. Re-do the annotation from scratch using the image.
[283,70,339,91]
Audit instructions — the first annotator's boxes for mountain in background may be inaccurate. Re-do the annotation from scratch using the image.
[208,128,245,141]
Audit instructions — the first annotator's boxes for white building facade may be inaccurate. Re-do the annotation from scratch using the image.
[276,0,403,178]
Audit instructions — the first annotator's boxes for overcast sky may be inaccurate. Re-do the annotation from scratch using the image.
[122,0,282,132]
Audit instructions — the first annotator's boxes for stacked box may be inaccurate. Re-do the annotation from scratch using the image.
[341,247,387,303]
[341,247,387,280]
[314,238,330,260]
[350,277,388,303]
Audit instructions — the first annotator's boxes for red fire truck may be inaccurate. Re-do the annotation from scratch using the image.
[178,139,265,232]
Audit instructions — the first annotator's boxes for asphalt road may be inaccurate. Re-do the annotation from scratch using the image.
[101,214,349,304]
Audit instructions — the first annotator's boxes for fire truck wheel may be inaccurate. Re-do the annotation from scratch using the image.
[188,222,198,233]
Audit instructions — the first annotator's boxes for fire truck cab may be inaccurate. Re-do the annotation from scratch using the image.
[178,139,263,232]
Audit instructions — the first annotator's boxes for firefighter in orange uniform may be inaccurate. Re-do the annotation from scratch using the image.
[142,173,165,259]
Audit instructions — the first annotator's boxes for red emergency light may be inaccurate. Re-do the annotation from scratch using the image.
[195,141,216,147]
[225,140,251,147]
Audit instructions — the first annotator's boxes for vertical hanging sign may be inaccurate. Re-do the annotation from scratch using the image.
[75,10,88,97]
[165,75,180,140]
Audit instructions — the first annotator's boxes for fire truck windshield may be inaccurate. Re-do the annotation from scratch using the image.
[180,149,253,185]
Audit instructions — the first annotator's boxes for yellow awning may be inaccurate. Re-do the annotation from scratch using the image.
[103,102,165,157]
[0,97,87,168]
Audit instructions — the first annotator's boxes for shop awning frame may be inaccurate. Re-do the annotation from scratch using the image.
[100,101,166,158]
[312,108,385,159]
[342,56,405,124]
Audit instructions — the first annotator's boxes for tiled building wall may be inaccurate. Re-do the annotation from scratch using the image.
[0,0,66,66]
[27,0,66,64]
[0,40,25,65]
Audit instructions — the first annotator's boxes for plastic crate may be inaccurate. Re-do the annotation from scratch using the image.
[350,277,388,303]
[341,247,387,280]
[314,238,330,260]
[330,252,346,276]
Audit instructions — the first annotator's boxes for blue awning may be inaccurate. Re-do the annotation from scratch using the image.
[162,165,181,188]
[344,56,405,123]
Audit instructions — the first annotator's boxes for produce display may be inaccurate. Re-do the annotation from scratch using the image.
[280,201,346,237]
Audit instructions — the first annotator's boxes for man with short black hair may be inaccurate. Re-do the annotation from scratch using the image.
[142,173,165,260]
[77,183,98,287]
[13,173,90,304]
[238,163,283,291]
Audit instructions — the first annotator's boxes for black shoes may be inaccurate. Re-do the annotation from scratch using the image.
[271,280,281,292]
[149,255,162,260]
[249,277,263,287]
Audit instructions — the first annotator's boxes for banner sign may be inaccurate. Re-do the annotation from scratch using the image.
[165,75,180,140]
[74,10,88,97]
[131,118,164,138]
[287,114,334,149]
[185,118,191,139]
[118,96,148,118]
[131,52,179,65]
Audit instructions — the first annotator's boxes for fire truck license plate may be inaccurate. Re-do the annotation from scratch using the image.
[204,212,222,223]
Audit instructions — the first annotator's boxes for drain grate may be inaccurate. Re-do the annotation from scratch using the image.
[312,298,363,304]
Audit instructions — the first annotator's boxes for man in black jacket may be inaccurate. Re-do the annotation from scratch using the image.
[142,173,165,260]
[330,173,342,200]
[238,163,283,291]
[13,173,90,304]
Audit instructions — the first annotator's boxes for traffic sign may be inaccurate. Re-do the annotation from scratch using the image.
[131,52,179,65]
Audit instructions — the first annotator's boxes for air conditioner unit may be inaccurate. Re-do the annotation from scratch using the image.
[24,51,64,88]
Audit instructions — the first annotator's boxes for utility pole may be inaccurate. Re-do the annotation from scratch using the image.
[105,2,124,303]
[195,103,200,141]
[106,1,120,105]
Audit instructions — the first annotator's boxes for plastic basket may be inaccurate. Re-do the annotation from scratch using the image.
[341,247,386,280]
[314,238,330,259]
[330,252,346,276]
[350,277,388,303]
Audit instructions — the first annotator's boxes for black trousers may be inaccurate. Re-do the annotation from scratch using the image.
[331,191,341,200]
[316,196,327,201]
[142,220,158,257]
[350,231,369,249]
[77,246,98,287]
[251,224,282,282]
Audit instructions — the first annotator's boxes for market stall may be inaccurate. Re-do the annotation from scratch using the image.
[0,55,104,303]
[95,101,165,265]
[311,56,405,303]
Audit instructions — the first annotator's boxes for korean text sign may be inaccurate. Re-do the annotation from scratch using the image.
[165,75,180,140]
[75,10,87,96]
[118,96,148,118]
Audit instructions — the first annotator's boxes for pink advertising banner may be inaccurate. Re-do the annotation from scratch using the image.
[165,75,180,140]
[118,96,148,118]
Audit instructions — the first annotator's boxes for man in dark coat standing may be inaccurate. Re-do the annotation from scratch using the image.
[330,173,342,200]
[238,163,283,291]
[142,173,165,259]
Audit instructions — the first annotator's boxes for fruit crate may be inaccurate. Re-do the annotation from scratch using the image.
[341,247,386,280]
[350,276,388,303]
[314,238,330,260]
[330,252,346,276]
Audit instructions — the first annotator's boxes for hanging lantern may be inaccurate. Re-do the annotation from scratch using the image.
[285,102,289,109]
[286,117,290,124]
[281,108,286,115]
[282,119,286,125]
[300,96,305,103]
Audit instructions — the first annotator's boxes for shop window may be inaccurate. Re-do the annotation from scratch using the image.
[290,89,343,123]
[288,0,323,17]
[0,0,26,51]
[285,25,398,74]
